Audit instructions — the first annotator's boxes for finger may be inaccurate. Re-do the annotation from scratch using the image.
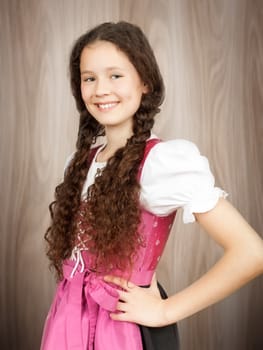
[109,311,131,322]
[116,301,129,312]
[117,290,129,302]
[104,275,136,291]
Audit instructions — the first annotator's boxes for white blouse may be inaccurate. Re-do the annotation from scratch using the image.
[65,137,227,224]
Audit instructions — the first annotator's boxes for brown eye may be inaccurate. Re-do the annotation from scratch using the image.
[111,74,122,80]
[83,76,95,82]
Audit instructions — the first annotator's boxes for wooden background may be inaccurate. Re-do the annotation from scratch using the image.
[0,0,262,349]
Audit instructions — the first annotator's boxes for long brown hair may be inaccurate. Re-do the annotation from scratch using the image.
[45,21,164,279]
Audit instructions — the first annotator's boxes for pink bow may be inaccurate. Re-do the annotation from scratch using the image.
[60,261,142,350]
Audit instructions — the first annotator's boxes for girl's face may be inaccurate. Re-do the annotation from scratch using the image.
[80,40,148,132]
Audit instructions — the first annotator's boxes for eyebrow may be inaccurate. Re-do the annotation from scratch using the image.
[80,67,125,75]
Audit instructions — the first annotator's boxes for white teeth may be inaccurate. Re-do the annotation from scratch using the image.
[98,103,117,109]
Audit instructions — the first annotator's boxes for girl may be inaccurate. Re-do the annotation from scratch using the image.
[41,21,263,350]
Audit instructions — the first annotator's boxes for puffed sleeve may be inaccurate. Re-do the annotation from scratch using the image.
[140,139,227,223]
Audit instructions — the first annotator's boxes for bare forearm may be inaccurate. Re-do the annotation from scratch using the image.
[163,247,263,324]
[105,200,263,327]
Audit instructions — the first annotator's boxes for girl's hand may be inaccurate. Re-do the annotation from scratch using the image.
[104,274,168,327]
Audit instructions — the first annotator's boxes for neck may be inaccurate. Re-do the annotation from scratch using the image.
[98,123,133,162]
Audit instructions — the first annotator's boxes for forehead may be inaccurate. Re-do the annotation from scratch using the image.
[80,40,134,71]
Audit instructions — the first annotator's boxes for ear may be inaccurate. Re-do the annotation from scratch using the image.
[142,82,149,94]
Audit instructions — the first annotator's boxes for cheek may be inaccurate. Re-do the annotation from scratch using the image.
[81,84,92,103]
[117,86,139,102]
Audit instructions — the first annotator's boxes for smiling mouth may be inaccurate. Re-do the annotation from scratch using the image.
[96,102,119,111]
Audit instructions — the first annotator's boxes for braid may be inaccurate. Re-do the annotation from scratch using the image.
[44,21,165,279]
[85,110,153,271]
[44,111,103,279]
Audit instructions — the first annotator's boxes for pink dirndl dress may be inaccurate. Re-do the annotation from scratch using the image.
[41,139,177,350]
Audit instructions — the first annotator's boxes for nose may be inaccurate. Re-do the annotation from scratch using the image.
[94,77,111,97]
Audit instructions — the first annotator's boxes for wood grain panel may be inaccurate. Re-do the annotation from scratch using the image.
[0,0,262,349]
